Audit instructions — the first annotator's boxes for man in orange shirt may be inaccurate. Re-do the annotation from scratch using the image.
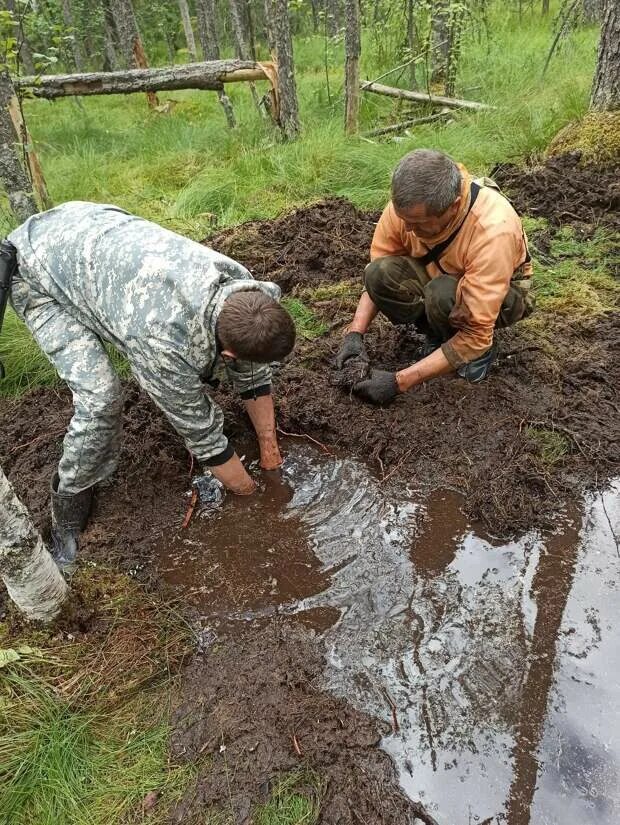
[335,149,534,404]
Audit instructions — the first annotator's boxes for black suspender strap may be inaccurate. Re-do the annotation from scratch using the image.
[418,182,481,270]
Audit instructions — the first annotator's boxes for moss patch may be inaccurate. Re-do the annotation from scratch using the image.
[547,110,620,164]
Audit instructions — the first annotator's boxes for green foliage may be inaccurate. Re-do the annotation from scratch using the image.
[282,298,328,339]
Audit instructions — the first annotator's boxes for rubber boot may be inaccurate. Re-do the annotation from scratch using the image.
[50,473,93,571]
[456,343,499,383]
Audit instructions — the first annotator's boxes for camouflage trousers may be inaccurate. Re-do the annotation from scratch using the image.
[364,255,533,340]
[11,274,122,495]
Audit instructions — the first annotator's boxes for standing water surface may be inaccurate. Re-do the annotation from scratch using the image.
[156,443,620,825]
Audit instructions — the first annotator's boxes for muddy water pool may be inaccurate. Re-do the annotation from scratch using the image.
[156,444,620,825]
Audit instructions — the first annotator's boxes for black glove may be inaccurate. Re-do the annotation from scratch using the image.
[335,332,368,369]
[353,369,399,405]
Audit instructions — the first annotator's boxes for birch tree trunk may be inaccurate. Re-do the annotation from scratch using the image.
[178,0,198,60]
[196,0,236,126]
[0,72,37,223]
[344,0,361,134]
[590,0,619,110]
[109,0,158,107]
[61,0,85,71]
[0,469,69,623]
[273,0,300,139]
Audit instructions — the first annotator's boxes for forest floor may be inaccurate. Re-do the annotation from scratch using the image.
[0,152,618,823]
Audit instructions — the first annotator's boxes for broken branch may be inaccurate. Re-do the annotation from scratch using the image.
[360,81,493,111]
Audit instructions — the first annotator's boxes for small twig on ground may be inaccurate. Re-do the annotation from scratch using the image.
[380,449,413,484]
[292,733,303,756]
[411,801,442,825]
[9,427,66,454]
[277,427,332,455]
[380,687,400,733]
[182,489,198,529]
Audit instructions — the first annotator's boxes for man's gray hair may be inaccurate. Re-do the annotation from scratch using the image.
[391,149,462,216]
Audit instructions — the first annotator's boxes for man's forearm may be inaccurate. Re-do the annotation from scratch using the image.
[396,346,454,392]
[348,291,379,334]
[243,392,283,470]
[210,452,256,494]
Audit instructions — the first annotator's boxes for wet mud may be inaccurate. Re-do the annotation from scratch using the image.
[1,155,619,823]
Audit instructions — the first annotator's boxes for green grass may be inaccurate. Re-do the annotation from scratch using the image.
[254,771,323,825]
[0,7,599,239]
[0,571,195,825]
[525,426,570,466]
[282,297,328,339]
[0,669,192,825]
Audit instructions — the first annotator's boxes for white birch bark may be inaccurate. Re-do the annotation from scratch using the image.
[0,469,69,623]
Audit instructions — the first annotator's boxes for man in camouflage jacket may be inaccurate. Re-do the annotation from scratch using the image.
[8,201,296,566]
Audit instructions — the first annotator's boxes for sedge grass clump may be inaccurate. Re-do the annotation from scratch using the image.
[525,426,570,467]
[0,568,195,825]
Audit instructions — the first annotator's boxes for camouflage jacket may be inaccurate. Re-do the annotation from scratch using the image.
[9,201,280,464]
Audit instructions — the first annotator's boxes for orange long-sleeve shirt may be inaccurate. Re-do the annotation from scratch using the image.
[370,175,532,367]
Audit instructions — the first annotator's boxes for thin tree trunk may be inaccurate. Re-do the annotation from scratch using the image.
[178,0,198,60]
[272,0,300,139]
[431,0,450,83]
[61,0,85,71]
[344,0,361,134]
[196,0,237,126]
[101,0,120,70]
[0,469,69,623]
[445,5,464,98]
[263,0,276,53]
[0,72,37,223]
[326,0,340,36]
[229,0,262,111]
[309,0,320,33]
[582,0,603,22]
[542,0,550,15]
[109,0,158,107]
[5,0,36,75]
[590,0,619,110]
[406,0,417,89]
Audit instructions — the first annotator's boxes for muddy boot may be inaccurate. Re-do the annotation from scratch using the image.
[456,343,499,383]
[50,473,93,572]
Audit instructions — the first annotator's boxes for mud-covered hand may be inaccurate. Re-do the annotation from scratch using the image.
[353,369,399,405]
[335,332,368,369]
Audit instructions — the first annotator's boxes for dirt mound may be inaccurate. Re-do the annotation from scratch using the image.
[208,198,380,291]
[492,152,620,231]
[170,623,426,825]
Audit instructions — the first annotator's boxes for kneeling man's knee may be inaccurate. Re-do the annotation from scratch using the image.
[424,275,456,317]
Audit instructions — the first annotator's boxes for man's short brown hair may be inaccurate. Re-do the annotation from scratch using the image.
[216,290,296,362]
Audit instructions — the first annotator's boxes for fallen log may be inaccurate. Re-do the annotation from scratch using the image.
[360,80,493,111]
[15,60,276,100]
[363,108,452,137]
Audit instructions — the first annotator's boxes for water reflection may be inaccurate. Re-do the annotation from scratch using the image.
[156,444,620,824]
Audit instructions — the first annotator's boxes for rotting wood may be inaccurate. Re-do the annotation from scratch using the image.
[8,96,51,209]
[363,109,452,138]
[360,80,493,111]
[15,60,278,100]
